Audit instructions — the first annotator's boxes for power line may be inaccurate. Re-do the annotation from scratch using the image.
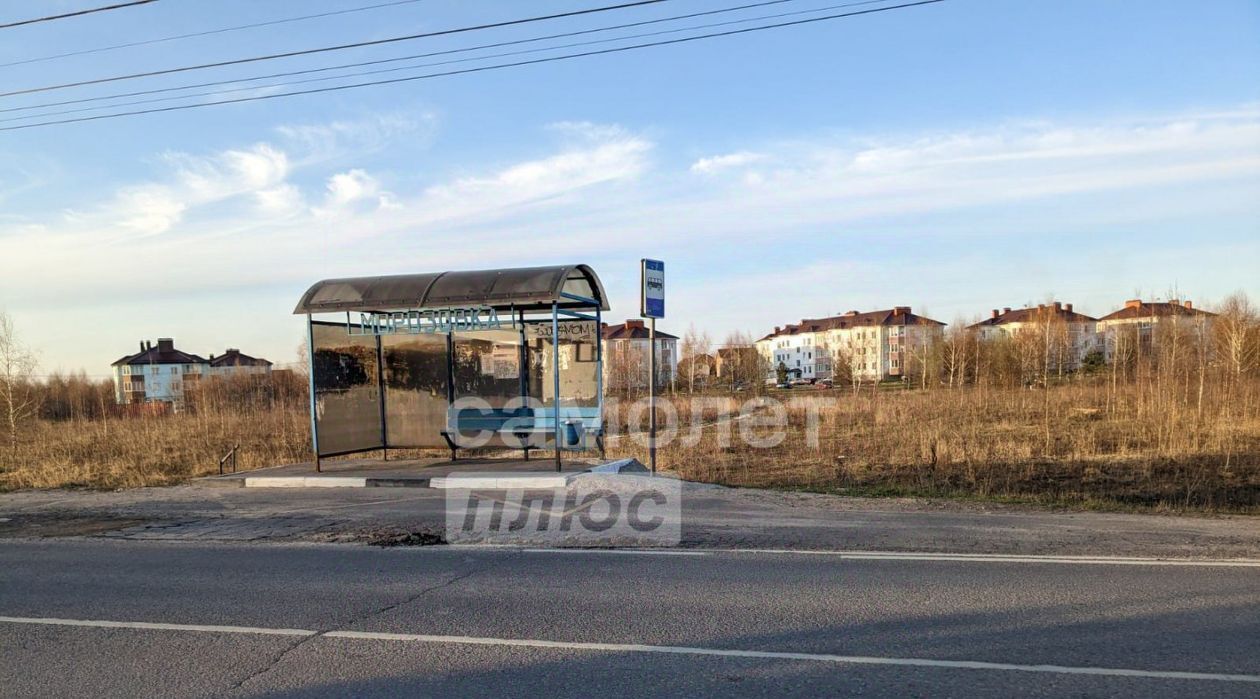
[0,0,158,31]
[0,0,810,116]
[0,0,672,98]
[0,0,946,132]
[6,0,890,123]
[0,0,425,68]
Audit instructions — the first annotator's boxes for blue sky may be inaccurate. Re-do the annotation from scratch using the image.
[0,0,1257,374]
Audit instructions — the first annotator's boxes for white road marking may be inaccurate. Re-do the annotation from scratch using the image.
[325,631,1260,683]
[0,616,313,636]
[723,549,1260,567]
[518,548,709,557]
[1,615,1255,683]
[442,546,1260,567]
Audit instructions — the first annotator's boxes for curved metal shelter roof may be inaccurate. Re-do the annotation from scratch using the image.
[293,264,609,314]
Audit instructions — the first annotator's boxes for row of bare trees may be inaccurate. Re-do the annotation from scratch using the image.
[0,313,40,452]
[0,310,316,453]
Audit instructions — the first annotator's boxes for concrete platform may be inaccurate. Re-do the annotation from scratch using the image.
[198,456,607,489]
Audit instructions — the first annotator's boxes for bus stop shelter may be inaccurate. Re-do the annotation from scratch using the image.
[294,264,608,472]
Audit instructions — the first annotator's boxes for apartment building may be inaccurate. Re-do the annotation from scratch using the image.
[968,302,1100,369]
[1096,299,1215,360]
[601,319,679,390]
[111,339,208,405]
[112,338,272,405]
[208,349,274,376]
[757,307,945,383]
[758,320,828,382]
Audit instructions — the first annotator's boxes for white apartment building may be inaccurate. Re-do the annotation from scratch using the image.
[112,339,272,405]
[757,307,945,383]
[968,302,1099,369]
[761,327,826,382]
[1096,299,1214,361]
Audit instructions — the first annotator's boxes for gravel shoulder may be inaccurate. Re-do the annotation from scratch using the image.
[1,481,1258,558]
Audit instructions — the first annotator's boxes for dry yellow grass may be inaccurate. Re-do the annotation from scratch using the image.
[0,406,310,490]
[628,379,1260,511]
[3,377,1258,511]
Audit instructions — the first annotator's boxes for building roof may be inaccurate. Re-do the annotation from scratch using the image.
[758,307,944,341]
[969,302,1098,329]
[602,319,679,340]
[209,349,273,368]
[293,264,608,314]
[112,339,207,367]
[1098,299,1214,322]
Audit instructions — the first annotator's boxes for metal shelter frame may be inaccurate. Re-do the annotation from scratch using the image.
[294,265,609,472]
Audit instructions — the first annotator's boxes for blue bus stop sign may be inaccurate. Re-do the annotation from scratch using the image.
[641,259,664,319]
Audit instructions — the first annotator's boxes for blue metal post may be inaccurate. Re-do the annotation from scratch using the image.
[553,302,561,473]
[306,314,321,471]
[595,304,603,446]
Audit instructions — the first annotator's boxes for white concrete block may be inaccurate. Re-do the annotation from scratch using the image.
[243,476,367,488]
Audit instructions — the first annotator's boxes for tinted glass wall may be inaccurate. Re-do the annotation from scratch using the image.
[381,333,449,448]
[311,321,383,456]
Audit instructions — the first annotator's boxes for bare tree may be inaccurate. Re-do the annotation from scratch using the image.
[679,324,712,393]
[605,339,646,397]
[903,325,941,390]
[1214,292,1259,382]
[940,319,976,388]
[717,331,765,392]
[0,312,40,453]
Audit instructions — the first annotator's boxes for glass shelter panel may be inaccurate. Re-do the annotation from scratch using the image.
[452,329,525,409]
[311,322,382,456]
[381,333,449,448]
[526,320,599,409]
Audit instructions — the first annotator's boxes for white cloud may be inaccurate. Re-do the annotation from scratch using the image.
[79,143,295,238]
[324,169,379,206]
[5,109,1258,373]
[547,120,632,142]
[412,131,651,226]
[275,111,435,163]
[255,184,304,216]
[690,151,765,174]
[113,186,187,235]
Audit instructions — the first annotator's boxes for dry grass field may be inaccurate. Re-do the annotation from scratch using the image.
[3,309,1259,512]
[3,378,1254,512]
[0,405,311,491]
[621,380,1260,511]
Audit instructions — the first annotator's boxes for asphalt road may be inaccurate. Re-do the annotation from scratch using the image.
[2,539,1258,697]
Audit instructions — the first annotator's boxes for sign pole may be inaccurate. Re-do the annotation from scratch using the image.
[641,258,664,476]
[649,316,657,475]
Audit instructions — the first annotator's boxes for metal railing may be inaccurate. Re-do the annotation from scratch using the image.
[218,444,239,475]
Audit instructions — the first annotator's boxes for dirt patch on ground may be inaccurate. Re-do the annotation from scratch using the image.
[312,526,448,547]
[0,513,149,538]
